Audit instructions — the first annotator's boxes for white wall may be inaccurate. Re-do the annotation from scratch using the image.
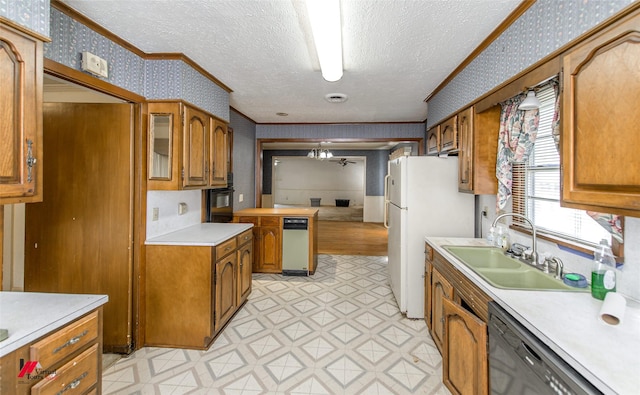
[146,190,202,239]
[477,194,640,301]
[272,157,365,207]
[364,196,385,223]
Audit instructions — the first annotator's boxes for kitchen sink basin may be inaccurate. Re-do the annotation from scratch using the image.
[442,245,585,292]
[442,246,521,269]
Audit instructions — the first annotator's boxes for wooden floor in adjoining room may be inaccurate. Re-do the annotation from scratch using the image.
[317,220,388,256]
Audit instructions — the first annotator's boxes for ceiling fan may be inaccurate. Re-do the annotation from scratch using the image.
[331,158,356,167]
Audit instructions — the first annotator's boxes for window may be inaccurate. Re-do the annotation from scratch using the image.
[512,83,622,253]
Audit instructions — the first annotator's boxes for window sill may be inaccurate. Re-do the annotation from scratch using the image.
[509,224,624,263]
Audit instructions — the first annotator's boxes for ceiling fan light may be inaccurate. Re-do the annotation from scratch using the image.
[519,90,540,110]
[319,150,327,159]
[307,149,316,158]
[326,150,333,158]
[306,0,343,82]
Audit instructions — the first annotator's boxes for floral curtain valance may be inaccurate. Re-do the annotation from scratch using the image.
[495,94,540,211]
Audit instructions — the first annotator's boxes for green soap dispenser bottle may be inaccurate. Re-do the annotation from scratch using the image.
[591,239,616,300]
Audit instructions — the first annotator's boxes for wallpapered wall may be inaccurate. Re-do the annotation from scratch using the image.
[1,0,50,37]
[10,3,231,120]
[427,0,635,127]
[257,123,425,141]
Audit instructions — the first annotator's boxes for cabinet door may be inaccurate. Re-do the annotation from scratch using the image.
[215,254,237,332]
[457,107,474,192]
[439,116,458,153]
[561,12,640,215]
[424,261,433,330]
[256,225,282,273]
[237,241,253,306]
[426,125,440,156]
[183,106,209,188]
[147,102,181,190]
[209,119,228,187]
[430,269,454,354]
[442,298,488,395]
[0,24,43,203]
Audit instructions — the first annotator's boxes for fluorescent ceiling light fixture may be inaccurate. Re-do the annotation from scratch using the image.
[306,0,343,82]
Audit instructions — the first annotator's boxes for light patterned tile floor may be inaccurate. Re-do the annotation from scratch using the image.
[103,255,451,394]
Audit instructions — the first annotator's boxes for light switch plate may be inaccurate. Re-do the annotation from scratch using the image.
[239,193,244,202]
[152,207,159,221]
[178,202,187,215]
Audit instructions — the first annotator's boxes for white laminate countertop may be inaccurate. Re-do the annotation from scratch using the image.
[0,292,109,357]
[145,223,253,246]
[426,237,640,395]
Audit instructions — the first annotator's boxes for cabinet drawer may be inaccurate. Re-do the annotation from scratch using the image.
[31,343,98,395]
[236,216,258,225]
[30,311,99,369]
[216,238,237,259]
[260,216,280,227]
[237,229,253,245]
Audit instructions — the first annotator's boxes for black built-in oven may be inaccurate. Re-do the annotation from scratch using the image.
[206,185,233,223]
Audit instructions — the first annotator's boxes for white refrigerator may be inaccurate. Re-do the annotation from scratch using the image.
[385,155,475,318]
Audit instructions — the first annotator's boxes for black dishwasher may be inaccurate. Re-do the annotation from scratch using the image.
[488,302,601,395]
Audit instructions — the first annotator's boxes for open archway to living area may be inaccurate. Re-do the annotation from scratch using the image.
[256,138,424,223]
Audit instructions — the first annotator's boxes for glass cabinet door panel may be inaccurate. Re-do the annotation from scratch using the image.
[149,114,172,179]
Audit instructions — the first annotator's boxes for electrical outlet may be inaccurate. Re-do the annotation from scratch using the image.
[152,207,159,221]
[178,202,187,215]
[482,206,488,217]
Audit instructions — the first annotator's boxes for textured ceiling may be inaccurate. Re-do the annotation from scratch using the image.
[59,0,521,124]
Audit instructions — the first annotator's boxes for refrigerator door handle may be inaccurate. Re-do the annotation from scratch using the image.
[383,174,390,228]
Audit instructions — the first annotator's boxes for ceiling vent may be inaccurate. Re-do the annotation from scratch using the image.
[324,93,348,103]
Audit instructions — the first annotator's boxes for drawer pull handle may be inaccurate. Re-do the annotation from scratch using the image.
[56,372,88,395]
[53,330,88,354]
[225,246,232,251]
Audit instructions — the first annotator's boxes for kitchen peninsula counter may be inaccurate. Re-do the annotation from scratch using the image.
[426,237,640,395]
[233,208,319,274]
[145,222,253,246]
[0,292,108,357]
[0,292,107,394]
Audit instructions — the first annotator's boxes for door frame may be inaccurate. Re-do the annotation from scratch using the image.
[44,59,146,352]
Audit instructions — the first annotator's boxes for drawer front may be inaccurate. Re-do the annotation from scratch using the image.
[31,343,98,395]
[216,238,237,259]
[237,229,253,245]
[236,216,258,225]
[30,311,99,369]
[259,216,280,227]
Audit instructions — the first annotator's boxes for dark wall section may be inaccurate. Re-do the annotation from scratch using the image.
[263,150,389,196]
[229,109,257,209]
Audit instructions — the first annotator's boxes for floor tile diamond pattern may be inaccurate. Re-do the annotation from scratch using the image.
[103,254,450,394]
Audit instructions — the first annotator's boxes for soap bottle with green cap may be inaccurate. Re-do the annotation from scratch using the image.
[591,239,616,300]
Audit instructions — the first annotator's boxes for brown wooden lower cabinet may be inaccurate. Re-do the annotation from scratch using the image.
[0,308,103,395]
[145,229,252,349]
[425,242,490,395]
[233,208,318,274]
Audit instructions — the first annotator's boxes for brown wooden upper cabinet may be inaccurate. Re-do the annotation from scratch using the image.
[147,101,228,190]
[561,10,640,216]
[458,106,500,194]
[426,125,440,156]
[426,115,460,157]
[439,115,458,154]
[209,119,228,187]
[0,23,43,204]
